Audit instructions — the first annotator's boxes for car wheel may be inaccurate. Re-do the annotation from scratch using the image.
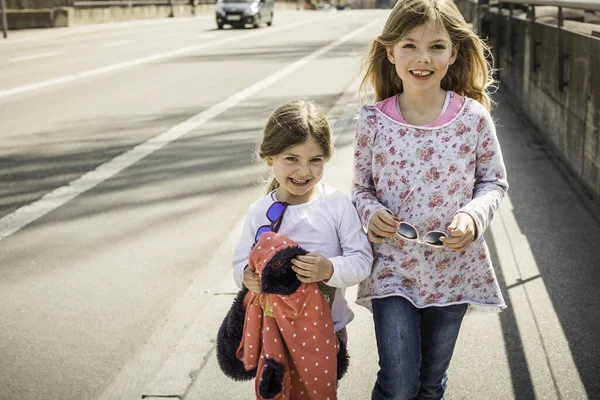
[267,13,273,26]
[217,23,224,29]
[253,15,261,28]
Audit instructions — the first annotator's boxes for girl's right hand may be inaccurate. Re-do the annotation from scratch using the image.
[243,267,262,293]
[367,210,401,243]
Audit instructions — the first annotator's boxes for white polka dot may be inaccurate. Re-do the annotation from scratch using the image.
[292,349,296,352]
[326,340,329,344]
[271,247,275,250]
[313,322,317,326]
[325,370,328,374]
[303,303,307,307]
[315,289,318,293]
[249,345,253,348]
[291,321,295,325]
[313,336,316,339]
[267,237,271,240]
[315,306,319,310]
[302,342,306,346]
[273,302,277,306]
[326,356,329,360]
[328,383,331,387]
[301,356,305,360]
[247,333,251,337]
[315,362,319,366]
[293,333,297,337]
[305,313,308,316]
[316,348,320,352]
[283,241,287,244]
[274,339,278,343]
[304,327,307,331]
[314,377,318,381]
[305,368,308,372]
[258,246,261,249]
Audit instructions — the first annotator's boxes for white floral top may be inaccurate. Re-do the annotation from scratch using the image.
[352,97,508,314]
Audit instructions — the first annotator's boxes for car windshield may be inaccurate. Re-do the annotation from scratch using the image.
[220,0,254,3]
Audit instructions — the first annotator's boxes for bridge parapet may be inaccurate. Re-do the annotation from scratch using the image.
[456,0,600,204]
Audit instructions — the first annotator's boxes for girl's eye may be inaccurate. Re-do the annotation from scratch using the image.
[286,157,297,162]
[402,44,415,49]
[432,45,446,50]
[310,158,323,163]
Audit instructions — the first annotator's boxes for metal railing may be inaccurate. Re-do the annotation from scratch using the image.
[474,0,600,92]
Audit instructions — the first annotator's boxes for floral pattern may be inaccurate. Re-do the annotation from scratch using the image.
[352,99,509,314]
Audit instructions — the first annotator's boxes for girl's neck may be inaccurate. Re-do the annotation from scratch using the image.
[398,88,447,126]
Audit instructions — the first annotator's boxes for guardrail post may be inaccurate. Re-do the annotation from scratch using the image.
[557,6,568,91]
[495,2,502,71]
[477,0,489,37]
[529,5,540,73]
[1,0,7,39]
[508,3,515,58]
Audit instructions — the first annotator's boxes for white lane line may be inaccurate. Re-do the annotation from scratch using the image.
[491,196,586,398]
[0,18,382,243]
[101,40,135,48]
[9,51,65,63]
[161,32,183,38]
[0,16,328,100]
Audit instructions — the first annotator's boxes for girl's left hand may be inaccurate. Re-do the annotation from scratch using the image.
[442,212,476,252]
[291,253,334,283]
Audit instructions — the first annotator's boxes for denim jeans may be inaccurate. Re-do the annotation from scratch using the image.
[371,296,468,400]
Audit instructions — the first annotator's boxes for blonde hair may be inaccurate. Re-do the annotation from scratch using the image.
[258,100,333,193]
[360,0,496,110]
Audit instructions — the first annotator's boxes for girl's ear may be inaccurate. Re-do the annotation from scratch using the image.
[386,47,395,65]
[266,157,274,167]
[449,44,460,65]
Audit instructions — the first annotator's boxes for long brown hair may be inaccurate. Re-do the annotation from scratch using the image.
[258,99,333,193]
[360,0,496,110]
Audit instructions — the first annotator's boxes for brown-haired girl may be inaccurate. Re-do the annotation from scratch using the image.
[231,99,373,397]
[352,0,509,398]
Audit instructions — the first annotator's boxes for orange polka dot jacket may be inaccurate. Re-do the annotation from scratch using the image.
[217,232,349,399]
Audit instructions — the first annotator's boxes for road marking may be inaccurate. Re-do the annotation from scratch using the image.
[0,17,329,99]
[161,32,183,38]
[101,39,135,48]
[491,196,587,398]
[9,51,64,63]
[0,17,382,243]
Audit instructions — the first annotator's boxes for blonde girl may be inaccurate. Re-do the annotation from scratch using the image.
[352,0,508,398]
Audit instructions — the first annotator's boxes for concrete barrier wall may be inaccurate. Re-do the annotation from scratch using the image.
[69,1,300,24]
[455,0,600,202]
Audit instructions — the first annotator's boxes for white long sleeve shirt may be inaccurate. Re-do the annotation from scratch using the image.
[233,183,374,331]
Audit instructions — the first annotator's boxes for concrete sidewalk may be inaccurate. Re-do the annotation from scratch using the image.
[143,87,600,400]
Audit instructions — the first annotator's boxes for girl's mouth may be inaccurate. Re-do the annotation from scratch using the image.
[289,178,310,186]
[410,70,433,78]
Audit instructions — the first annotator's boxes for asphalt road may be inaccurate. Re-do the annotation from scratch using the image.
[0,10,388,400]
[2,9,600,400]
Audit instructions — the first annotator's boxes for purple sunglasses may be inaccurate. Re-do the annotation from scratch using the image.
[255,201,289,242]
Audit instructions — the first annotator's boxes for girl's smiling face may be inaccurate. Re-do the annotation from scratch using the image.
[387,22,458,93]
[267,136,326,205]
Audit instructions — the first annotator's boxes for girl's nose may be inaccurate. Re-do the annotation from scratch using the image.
[416,51,431,63]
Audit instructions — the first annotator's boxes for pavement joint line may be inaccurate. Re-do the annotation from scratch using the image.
[142,74,365,399]
[0,18,381,244]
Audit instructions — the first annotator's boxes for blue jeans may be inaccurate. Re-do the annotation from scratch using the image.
[371,296,468,400]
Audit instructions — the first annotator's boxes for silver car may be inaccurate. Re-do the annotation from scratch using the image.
[215,0,274,29]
